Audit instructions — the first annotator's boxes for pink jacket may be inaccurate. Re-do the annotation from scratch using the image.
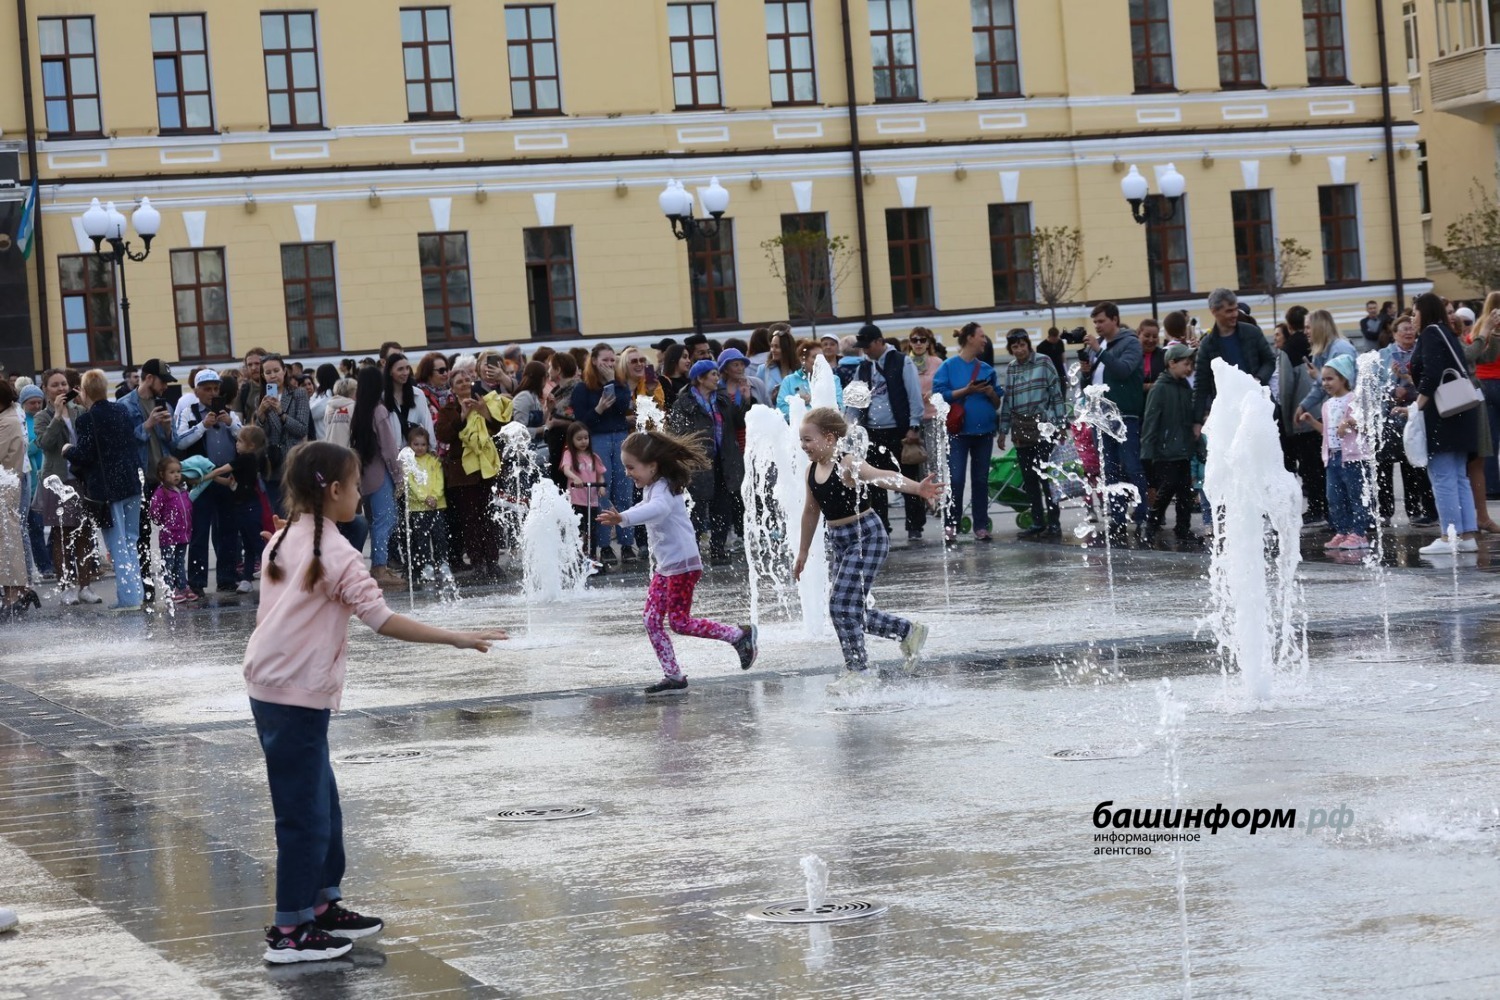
[149,484,193,546]
[242,516,394,710]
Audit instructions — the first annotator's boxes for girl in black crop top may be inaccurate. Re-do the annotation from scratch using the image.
[794,408,942,693]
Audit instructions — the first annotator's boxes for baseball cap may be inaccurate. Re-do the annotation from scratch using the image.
[1455,306,1476,325]
[1165,343,1195,362]
[854,323,884,347]
[140,358,178,383]
[194,369,221,387]
[651,338,678,352]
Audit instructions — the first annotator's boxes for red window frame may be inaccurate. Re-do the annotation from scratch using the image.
[261,11,324,130]
[418,232,476,344]
[170,248,233,362]
[1231,190,1274,292]
[505,5,562,115]
[766,0,817,106]
[1303,0,1349,85]
[1214,0,1262,89]
[281,243,342,353]
[401,7,458,120]
[1318,185,1362,285]
[523,227,579,337]
[689,219,739,326]
[668,3,722,110]
[869,0,920,103]
[151,13,216,134]
[988,203,1035,307]
[1145,196,1192,295]
[58,254,119,366]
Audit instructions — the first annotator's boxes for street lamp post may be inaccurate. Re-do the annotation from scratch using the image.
[1119,164,1186,321]
[659,178,730,337]
[80,196,161,368]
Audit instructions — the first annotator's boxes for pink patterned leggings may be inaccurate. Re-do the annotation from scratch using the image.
[644,571,742,679]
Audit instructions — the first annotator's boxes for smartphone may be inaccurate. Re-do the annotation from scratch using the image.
[64,388,79,403]
[601,383,617,400]
[265,383,280,400]
[645,364,657,381]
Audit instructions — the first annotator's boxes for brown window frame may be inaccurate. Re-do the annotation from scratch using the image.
[1214,0,1262,89]
[988,203,1035,307]
[506,4,562,116]
[1130,0,1175,93]
[689,219,739,327]
[280,243,342,353]
[170,248,233,363]
[1318,185,1362,285]
[886,208,935,313]
[668,3,722,110]
[766,0,817,106]
[1230,190,1275,292]
[418,232,476,345]
[523,226,579,337]
[401,7,458,121]
[38,17,102,138]
[262,11,324,131]
[58,254,119,367]
[869,0,920,103]
[972,0,1021,99]
[779,213,834,319]
[1145,195,1192,296]
[1303,0,1349,85]
[151,13,216,135]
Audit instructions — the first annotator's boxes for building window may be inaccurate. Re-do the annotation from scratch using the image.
[418,233,474,343]
[281,243,341,353]
[668,3,721,110]
[401,7,457,119]
[1318,185,1361,284]
[262,12,323,130]
[869,0,919,102]
[38,17,101,137]
[988,204,1034,307]
[170,249,231,361]
[766,1,817,105]
[506,5,561,115]
[58,255,117,366]
[523,227,578,337]
[1130,0,1174,92]
[151,14,215,133]
[1434,0,1488,55]
[690,219,739,326]
[1402,1,1421,74]
[972,0,1020,98]
[1230,190,1274,292]
[779,213,834,319]
[886,208,934,312]
[1417,140,1430,215]
[1302,0,1347,85]
[1214,0,1260,88]
[1145,196,1191,295]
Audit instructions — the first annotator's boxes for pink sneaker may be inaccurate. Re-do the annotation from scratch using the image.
[1340,534,1369,549]
[1323,534,1347,549]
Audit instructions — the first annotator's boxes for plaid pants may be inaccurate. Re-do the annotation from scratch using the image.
[826,512,910,671]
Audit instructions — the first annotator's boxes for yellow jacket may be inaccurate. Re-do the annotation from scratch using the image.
[459,392,513,479]
[405,452,446,509]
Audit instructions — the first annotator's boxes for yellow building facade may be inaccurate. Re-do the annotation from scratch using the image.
[0,0,1428,374]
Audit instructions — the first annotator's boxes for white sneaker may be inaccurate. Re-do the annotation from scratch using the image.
[1420,538,1456,556]
[1458,537,1479,553]
[826,669,878,696]
[0,906,17,933]
[899,621,929,671]
[76,585,102,605]
[61,590,80,607]
[236,580,254,594]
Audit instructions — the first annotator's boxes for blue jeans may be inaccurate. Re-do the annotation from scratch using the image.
[947,433,993,532]
[1324,453,1371,536]
[337,513,369,553]
[101,494,143,607]
[366,474,396,567]
[1427,450,1478,535]
[249,698,345,927]
[594,430,633,546]
[162,543,187,591]
[27,508,53,576]
[1102,416,1148,526]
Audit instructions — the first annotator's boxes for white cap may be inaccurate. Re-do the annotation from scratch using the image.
[1455,307,1476,324]
[194,369,221,386]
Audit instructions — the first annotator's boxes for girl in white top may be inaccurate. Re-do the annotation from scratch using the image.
[598,429,758,695]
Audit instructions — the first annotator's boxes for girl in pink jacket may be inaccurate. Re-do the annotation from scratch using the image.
[148,457,194,602]
[244,440,507,965]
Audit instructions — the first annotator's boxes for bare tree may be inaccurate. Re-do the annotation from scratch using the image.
[1263,236,1312,320]
[1030,225,1111,331]
[1427,181,1500,295]
[761,229,859,336]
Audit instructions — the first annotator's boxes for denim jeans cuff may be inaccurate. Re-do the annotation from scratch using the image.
[273,904,317,927]
[317,886,342,906]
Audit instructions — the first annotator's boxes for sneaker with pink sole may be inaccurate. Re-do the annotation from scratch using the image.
[1339,534,1370,549]
[1323,534,1347,549]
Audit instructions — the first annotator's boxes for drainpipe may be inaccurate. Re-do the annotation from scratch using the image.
[15,0,52,370]
[1374,0,1406,310]
[839,0,873,321]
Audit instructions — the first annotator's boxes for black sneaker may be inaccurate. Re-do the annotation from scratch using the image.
[314,901,384,940]
[264,923,353,964]
[599,546,619,564]
[733,624,759,671]
[644,676,689,696]
[620,545,639,561]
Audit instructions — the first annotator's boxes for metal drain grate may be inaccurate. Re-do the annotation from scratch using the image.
[491,805,597,822]
[1048,747,1139,761]
[746,898,888,923]
[824,704,911,715]
[338,748,428,764]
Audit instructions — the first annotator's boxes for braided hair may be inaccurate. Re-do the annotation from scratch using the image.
[264,441,359,592]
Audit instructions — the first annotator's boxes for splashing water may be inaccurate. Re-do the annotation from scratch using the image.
[1351,351,1391,653]
[1157,680,1193,999]
[43,474,76,504]
[1200,360,1307,702]
[927,392,952,605]
[397,447,422,610]
[741,404,800,623]
[636,395,665,432]
[1070,383,1136,610]
[800,854,829,913]
[843,380,871,411]
[519,477,592,603]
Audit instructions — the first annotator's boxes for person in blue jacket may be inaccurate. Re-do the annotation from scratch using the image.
[933,324,1001,542]
[570,344,636,562]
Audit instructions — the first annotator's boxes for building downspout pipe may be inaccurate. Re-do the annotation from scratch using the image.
[839,0,873,321]
[15,0,51,370]
[1374,0,1406,310]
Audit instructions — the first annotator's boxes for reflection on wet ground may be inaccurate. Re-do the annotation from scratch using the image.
[4,535,1500,998]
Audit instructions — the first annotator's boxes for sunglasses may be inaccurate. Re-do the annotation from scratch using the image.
[433,366,448,374]
[910,337,929,343]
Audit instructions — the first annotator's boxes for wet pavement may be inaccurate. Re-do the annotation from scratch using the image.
[4,526,1500,998]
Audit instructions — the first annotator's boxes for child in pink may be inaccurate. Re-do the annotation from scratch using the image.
[149,457,195,602]
[559,421,607,559]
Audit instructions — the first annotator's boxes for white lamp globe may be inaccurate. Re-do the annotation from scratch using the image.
[132,197,161,237]
[1120,165,1148,202]
[81,198,109,239]
[700,177,730,217]
[1159,163,1186,199]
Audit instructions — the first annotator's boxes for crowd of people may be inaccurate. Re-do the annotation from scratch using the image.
[0,285,1495,621]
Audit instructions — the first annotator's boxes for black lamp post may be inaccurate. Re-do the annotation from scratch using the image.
[659,178,730,337]
[80,196,160,368]
[1120,164,1186,321]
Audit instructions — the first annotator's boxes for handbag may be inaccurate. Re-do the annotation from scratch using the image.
[945,361,981,435]
[1430,326,1485,417]
[900,440,927,466]
[1012,412,1044,449]
[1403,405,1429,468]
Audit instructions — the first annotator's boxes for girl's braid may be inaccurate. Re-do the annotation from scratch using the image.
[264,521,289,583]
[304,490,327,590]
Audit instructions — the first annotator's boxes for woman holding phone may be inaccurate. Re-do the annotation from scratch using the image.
[254,354,310,514]
[570,344,635,562]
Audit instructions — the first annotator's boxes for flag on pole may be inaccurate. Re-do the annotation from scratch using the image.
[16,181,37,260]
